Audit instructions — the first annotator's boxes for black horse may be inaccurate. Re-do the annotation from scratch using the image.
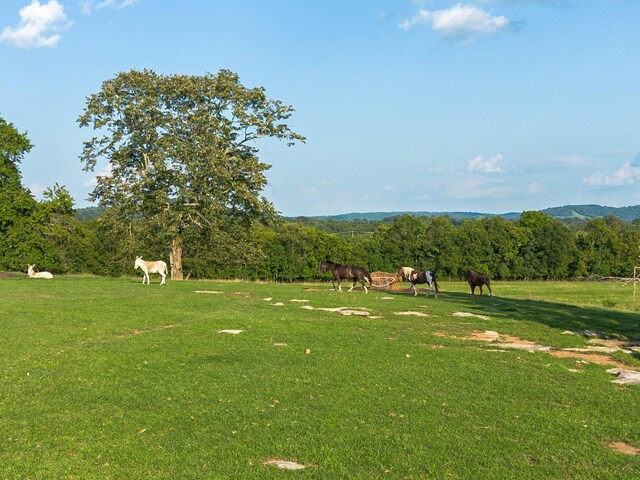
[466,270,492,297]
[409,270,440,297]
[319,260,372,294]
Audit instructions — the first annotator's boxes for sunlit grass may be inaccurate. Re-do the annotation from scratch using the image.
[1,276,639,478]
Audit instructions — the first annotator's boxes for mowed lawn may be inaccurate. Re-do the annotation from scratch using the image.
[1,275,639,479]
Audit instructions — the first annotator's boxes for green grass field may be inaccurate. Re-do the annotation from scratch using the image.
[1,275,639,479]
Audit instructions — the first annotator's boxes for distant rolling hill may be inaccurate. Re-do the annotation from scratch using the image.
[302,211,520,221]
[75,204,640,222]
[300,204,640,222]
[540,204,640,222]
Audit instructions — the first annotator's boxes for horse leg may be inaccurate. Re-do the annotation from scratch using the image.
[144,272,150,285]
[470,285,476,296]
[411,283,418,296]
[487,284,493,298]
[348,278,356,292]
[160,271,166,285]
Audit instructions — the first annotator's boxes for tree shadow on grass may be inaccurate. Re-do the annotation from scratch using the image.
[439,291,639,340]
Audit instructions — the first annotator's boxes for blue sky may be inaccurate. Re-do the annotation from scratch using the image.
[1,0,639,216]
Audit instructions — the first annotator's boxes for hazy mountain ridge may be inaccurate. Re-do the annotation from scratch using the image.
[297,204,640,222]
[75,204,640,222]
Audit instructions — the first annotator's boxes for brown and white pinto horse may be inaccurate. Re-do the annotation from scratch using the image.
[408,270,440,297]
[319,260,372,293]
[135,256,167,285]
[397,266,415,283]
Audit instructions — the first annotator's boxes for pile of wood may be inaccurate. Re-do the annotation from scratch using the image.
[369,271,399,291]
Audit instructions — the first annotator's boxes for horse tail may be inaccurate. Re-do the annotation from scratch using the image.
[432,271,441,293]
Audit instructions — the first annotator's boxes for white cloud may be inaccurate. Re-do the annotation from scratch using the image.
[446,175,513,199]
[527,181,543,194]
[79,1,92,15]
[400,4,511,41]
[583,161,640,186]
[96,0,138,10]
[29,182,47,198]
[553,154,592,166]
[84,163,113,186]
[467,154,504,173]
[0,0,72,48]
[80,0,138,15]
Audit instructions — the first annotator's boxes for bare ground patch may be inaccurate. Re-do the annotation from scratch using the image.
[606,441,640,455]
[300,305,381,318]
[444,329,640,382]
[453,312,490,320]
[394,311,430,317]
[120,324,180,337]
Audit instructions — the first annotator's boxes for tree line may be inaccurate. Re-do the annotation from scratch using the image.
[3,185,639,282]
[2,68,639,282]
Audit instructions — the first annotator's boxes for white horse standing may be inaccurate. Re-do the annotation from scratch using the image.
[134,256,167,285]
[27,264,53,279]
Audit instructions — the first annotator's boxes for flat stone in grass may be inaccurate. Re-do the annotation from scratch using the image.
[300,305,372,316]
[394,311,430,317]
[217,329,243,335]
[263,459,308,470]
[453,312,490,320]
[607,368,640,385]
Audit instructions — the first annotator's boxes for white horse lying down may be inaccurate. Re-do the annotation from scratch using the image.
[134,256,167,285]
[27,264,53,279]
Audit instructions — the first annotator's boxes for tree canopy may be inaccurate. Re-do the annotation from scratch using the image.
[78,69,305,278]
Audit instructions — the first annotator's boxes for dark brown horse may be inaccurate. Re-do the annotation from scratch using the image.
[408,270,440,297]
[319,260,372,294]
[466,270,492,297]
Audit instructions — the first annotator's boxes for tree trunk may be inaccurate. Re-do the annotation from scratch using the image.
[170,237,184,280]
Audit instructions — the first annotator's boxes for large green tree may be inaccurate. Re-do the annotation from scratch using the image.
[0,117,35,232]
[78,69,305,279]
[0,117,38,270]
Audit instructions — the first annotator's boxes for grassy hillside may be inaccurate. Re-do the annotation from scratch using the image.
[1,276,639,478]
[542,204,640,222]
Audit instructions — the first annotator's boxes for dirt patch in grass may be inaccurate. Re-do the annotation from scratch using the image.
[453,312,490,320]
[548,350,629,369]
[452,330,640,375]
[0,271,18,279]
[300,305,376,317]
[606,441,640,455]
[121,324,180,337]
